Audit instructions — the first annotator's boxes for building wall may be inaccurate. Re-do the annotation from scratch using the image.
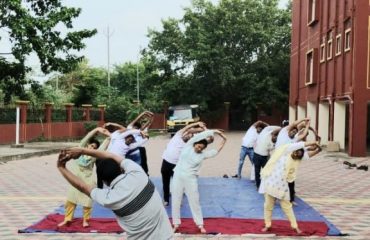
[290,0,370,156]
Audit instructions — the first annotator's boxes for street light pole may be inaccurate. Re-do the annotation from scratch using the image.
[104,26,114,98]
[136,46,141,103]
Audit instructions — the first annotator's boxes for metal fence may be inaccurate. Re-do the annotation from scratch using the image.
[72,108,85,121]
[90,109,100,121]
[51,108,66,122]
[27,108,45,123]
[0,107,16,124]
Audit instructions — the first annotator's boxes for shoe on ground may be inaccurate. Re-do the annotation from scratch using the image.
[223,174,229,178]
[357,165,368,171]
[163,201,169,206]
[232,174,241,179]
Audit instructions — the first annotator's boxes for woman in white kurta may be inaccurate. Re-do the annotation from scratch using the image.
[171,129,226,233]
[58,127,110,228]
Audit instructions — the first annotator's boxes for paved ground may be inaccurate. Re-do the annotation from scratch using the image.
[0,132,369,240]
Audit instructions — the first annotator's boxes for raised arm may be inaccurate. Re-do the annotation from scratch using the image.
[57,148,124,196]
[254,120,269,128]
[186,129,214,146]
[287,118,309,132]
[104,122,126,133]
[140,112,155,130]
[214,130,227,152]
[305,142,322,157]
[296,119,310,141]
[180,121,206,134]
[79,128,99,147]
[57,151,94,196]
[63,147,124,166]
[127,111,154,130]
[96,127,111,137]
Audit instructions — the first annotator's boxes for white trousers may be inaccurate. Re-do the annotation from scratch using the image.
[171,173,203,226]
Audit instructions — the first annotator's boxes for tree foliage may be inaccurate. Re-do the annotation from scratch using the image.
[145,0,291,116]
[0,0,96,104]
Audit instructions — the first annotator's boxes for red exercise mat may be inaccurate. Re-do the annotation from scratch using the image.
[20,214,328,236]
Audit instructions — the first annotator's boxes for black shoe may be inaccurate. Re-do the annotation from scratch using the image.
[223,174,229,178]
[357,165,368,171]
[343,161,351,166]
[232,174,239,178]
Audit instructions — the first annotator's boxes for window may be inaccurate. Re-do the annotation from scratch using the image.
[327,31,333,60]
[335,34,342,56]
[320,38,326,63]
[344,28,351,52]
[308,0,319,26]
[306,48,318,85]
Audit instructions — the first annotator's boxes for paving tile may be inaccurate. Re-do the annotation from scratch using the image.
[0,132,369,239]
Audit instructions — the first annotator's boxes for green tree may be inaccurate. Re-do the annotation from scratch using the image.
[145,0,291,119]
[0,0,96,104]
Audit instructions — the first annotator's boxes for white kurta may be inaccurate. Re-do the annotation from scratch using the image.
[259,142,307,201]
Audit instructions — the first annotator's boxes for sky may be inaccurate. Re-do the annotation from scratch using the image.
[0,0,290,77]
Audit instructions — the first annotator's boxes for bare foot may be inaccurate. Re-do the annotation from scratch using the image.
[83,221,89,228]
[261,226,271,232]
[293,227,302,234]
[173,224,179,233]
[198,226,206,234]
[57,220,70,227]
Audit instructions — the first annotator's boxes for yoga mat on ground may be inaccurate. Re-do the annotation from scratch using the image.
[19,214,329,236]
[19,177,341,236]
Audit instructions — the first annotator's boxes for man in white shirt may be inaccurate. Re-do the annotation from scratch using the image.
[232,120,268,179]
[253,126,281,189]
[97,122,148,188]
[126,111,154,175]
[275,118,310,148]
[57,148,173,240]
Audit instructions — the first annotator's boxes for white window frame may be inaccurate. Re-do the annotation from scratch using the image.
[344,28,351,52]
[306,49,316,85]
[327,36,333,60]
[307,0,318,26]
[335,34,342,56]
[320,42,326,63]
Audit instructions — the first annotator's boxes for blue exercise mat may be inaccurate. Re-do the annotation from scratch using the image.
[56,177,341,236]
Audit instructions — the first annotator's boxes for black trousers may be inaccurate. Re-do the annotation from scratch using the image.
[288,181,295,202]
[139,147,149,175]
[160,159,176,202]
[253,153,269,189]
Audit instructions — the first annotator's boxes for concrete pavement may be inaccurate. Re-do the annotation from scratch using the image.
[0,132,369,239]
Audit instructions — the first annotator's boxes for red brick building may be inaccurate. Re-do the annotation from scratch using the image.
[290,0,370,156]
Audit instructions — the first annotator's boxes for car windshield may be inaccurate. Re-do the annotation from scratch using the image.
[169,109,192,120]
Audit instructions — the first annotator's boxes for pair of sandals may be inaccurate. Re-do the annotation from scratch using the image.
[262,226,302,234]
[343,161,368,171]
[173,224,206,234]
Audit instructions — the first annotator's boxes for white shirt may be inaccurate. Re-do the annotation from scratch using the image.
[107,129,146,158]
[254,126,280,156]
[162,131,186,165]
[275,126,297,148]
[174,130,217,176]
[241,126,258,148]
[127,125,148,145]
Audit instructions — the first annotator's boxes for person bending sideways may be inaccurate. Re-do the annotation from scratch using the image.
[57,148,173,240]
[259,141,322,234]
[171,129,226,234]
